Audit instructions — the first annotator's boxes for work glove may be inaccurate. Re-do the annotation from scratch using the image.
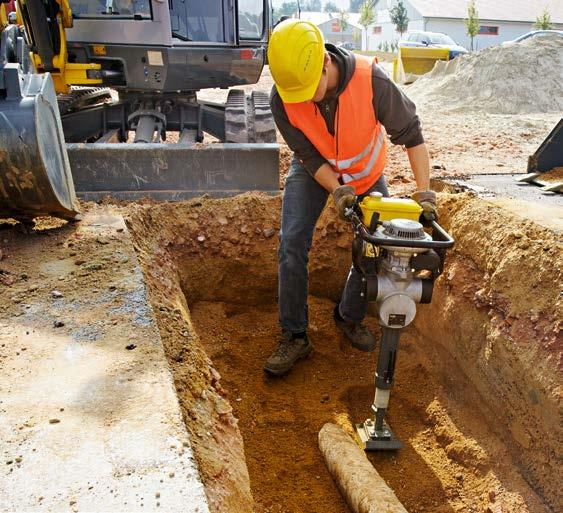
[412,190,438,222]
[332,185,356,220]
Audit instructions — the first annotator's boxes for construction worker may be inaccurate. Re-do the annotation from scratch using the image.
[263,19,437,376]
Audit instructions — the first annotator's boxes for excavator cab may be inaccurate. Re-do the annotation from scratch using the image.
[0,0,278,220]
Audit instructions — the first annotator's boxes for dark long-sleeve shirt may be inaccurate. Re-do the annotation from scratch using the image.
[270,44,424,176]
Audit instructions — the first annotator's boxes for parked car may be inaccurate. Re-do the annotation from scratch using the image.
[336,41,360,51]
[502,30,563,45]
[399,31,468,58]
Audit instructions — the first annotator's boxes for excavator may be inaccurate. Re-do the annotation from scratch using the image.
[0,0,278,221]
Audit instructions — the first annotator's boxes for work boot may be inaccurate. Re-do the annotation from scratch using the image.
[264,331,312,376]
[333,305,377,352]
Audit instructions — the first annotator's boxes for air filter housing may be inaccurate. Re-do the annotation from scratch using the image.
[382,219,426,240]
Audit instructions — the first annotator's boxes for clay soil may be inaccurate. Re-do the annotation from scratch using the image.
[122,191,559,513]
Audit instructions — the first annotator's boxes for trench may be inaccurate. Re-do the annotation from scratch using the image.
[126,192,560,513]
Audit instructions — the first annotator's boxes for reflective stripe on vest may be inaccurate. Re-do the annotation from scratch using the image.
[332,129,384,183]
[327,135,375,170]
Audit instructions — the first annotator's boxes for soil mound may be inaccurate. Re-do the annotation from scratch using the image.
[407,35,563,114]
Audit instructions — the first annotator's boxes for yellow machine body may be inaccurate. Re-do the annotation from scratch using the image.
[17,0,102,93]
[359,195,422,225]
[1,4,7,28]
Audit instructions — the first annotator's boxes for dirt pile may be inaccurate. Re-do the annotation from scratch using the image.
[407,35,563,114]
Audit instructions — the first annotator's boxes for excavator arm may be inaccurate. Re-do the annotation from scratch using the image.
[0,3,7,29]
[16,0,101,93]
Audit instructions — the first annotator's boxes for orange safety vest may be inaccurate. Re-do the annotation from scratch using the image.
[283,54,387,195]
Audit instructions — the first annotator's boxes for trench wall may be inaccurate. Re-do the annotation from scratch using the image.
[127,203,256,513]
[126,195,356,512]
[127,192,560,511]
[414,194,561,510]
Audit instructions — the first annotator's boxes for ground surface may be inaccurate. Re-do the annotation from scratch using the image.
[1,63,561,513]
[200,66,561,193]
[0,212,209,513]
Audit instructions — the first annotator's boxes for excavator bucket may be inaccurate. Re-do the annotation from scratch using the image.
[0,66,80,220]
[516,118,563,192]
[527,118,563,174]
[393,46,451,84]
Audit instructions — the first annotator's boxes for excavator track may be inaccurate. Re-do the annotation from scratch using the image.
[57,86,113,115]
[249,90,277,144]
[225,89,250,143]
[224,89,276,144]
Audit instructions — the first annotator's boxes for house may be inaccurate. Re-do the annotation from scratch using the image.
[294,11,364,49]
[367,0,563,51]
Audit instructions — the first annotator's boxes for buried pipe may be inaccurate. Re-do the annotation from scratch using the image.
[319,423,408,513]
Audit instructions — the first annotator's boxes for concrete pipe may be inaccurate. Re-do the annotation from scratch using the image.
[318,423,409,513]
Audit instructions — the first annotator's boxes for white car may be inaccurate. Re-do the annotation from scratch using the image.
[399,31,468,58]
[502,30,563,45]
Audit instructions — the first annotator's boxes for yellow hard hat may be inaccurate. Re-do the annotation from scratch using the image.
[268,19,325,103]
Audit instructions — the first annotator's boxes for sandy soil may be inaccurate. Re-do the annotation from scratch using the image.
[416,194,562,510]
[189,297,548,513]
[190,298,450,513]
[539,166,563,183]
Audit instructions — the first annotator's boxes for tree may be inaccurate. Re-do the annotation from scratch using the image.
[301,0,322,11]
[349,0,364,12]
[274,2,298,19]
[464,0,480,51]
[324,1,339,13]
[534,8,553,30]
[337,9,349,43]
[352,30,361,46]
[359,1,376,51]
[390,0,409,36]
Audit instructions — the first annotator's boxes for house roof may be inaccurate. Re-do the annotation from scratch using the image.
[404,0,563,24]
